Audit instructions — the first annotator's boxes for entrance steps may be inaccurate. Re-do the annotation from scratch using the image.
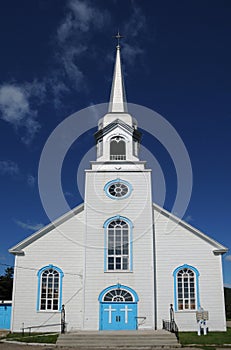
[57,330,180,349]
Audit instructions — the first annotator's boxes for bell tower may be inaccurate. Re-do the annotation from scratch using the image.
[94,42,142,167]
[83,39,155,331]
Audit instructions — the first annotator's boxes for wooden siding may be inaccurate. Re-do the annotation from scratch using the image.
[83,170,155,330]
[11,211,85,332]
[10,175,226,332]
[154,208,226,331]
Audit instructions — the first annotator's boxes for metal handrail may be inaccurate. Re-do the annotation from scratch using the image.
[162,319,179,341]
[21,305,66,335]
[21,322,63,335]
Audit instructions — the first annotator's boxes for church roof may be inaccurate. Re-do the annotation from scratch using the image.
[9,203,84,255]
[153,203,228,254]
[9,202,227,255]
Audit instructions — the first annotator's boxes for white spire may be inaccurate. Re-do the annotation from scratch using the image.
[108,44,127,113]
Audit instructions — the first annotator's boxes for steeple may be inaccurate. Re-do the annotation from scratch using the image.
[94,37,142,167]
[108,41,127,113]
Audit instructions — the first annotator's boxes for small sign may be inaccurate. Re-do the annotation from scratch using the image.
[196,311,209,321]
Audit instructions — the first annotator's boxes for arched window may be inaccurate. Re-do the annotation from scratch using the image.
[104,217,132,271]
[110,136,126,160]
[98,284,139,303]
[173,265,200,311]
[37,265,64,311]
[103,288,134,302]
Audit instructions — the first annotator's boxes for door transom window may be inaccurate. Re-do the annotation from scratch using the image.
[103,288,134,302]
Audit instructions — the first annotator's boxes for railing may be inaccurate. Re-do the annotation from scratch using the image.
[110,155,126,160]
[21,305,66,335]
[135,316,146,328]
[162,320,179,342]
[21,323,64,335]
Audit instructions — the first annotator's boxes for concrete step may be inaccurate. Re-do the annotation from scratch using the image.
[56,330,180,348]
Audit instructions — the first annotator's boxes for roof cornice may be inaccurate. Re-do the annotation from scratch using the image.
[9,203,84,255]
[94,119,142,142]
[153,203,228,254]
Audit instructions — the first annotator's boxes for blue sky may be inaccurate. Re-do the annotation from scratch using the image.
[0,0,230,285]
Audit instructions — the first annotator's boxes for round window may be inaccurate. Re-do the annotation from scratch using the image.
[108,182,128,198]
[104,179,132,199]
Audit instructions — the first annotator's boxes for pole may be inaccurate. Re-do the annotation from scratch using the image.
[61,304,66,334]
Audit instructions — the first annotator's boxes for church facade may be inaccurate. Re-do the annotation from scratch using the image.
[9,44,227,333]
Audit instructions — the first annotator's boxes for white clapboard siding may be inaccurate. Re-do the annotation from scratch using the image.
[83,170,155,330]
[154,207,226,331]
[11,211,85,332]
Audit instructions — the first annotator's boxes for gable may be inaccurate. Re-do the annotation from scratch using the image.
[153,203,228,254]
[9,201,227,256]
[9,203,84,255]
[94,119,141,143]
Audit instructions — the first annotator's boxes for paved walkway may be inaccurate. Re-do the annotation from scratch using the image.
[0,345,203,350]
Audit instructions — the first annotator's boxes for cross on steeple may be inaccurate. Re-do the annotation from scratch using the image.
[113,31,124,47]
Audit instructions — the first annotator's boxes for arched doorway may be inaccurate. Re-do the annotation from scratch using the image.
[98,284,138,330]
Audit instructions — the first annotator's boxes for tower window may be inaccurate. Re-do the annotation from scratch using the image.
[108,182,128,198]
[104,179,132,200]
[110,136,126,160]
[97,139,103,157]
[104,217,133,272]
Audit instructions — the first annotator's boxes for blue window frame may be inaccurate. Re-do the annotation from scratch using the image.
[103,216,133,272]
[37,265,64,312]
[173,264,200,311]
[104,179,132,200]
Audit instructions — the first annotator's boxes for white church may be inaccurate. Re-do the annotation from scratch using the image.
[9,43,227,333]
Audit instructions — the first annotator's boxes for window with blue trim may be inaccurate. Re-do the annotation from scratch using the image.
[37,266,63,311]
[104,179,132,200]
[173,265,200,311]
[104,217,132,272]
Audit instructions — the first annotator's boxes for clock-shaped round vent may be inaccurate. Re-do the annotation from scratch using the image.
[104,179,132,199]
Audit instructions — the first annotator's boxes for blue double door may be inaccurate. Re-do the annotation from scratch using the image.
[100,303,137,330]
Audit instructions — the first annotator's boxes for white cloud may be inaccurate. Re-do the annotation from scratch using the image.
[0,84,41,144]
[21,117,41,145]
[120,4,147,65]
[23,79,47,104]
[0,85,30,124]
[183,215,193,223]
[0,160,19,176]
[225,255,231,262]
[15,220,44,231]
[57,0,109,42]
[123,5,146,38]
[27,174,36,188]
[122,43,144,65]
[55,0,110,91]
[49,78,70,109]
[64,191,74,197]
[60,46,86,87]
[224,283,231,288]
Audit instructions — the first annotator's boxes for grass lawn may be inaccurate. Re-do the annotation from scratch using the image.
[6,332,59,344]
[179,327,231,346]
